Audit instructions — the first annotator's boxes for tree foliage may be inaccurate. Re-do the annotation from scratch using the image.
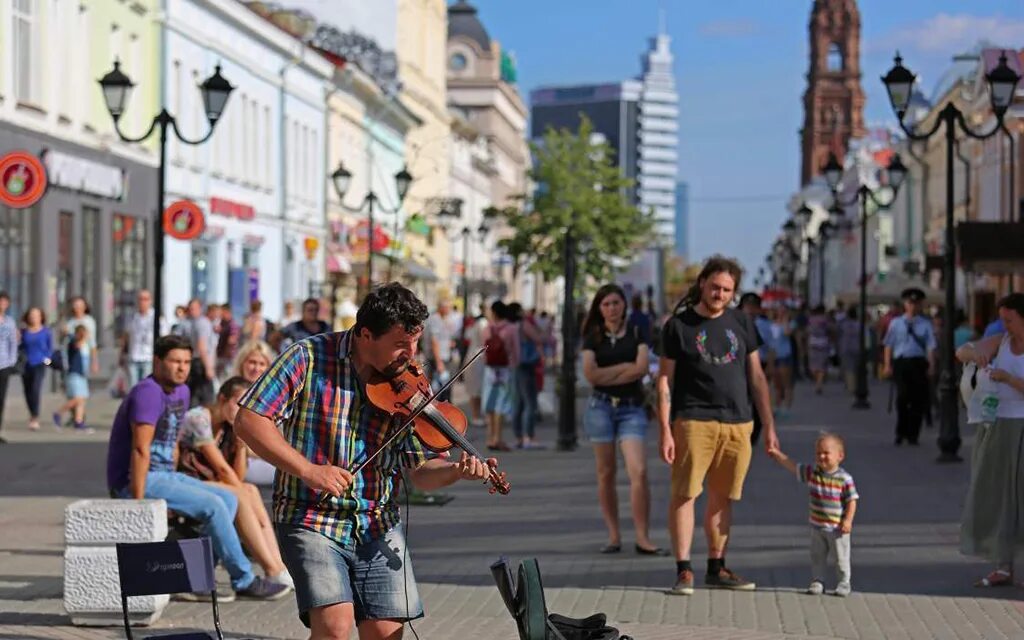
[495,116,654,290]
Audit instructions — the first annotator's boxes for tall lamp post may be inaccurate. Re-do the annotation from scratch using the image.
[881,51,1020,461]
[99,60,234,338]
[437,206,493,356]
[331,162,413,300]
[823,152,908,410]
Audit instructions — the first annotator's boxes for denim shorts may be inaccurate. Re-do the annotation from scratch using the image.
[275,523,423,628]
[582,396,648,444]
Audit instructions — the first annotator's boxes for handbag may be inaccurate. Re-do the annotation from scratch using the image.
[48,349,65,372]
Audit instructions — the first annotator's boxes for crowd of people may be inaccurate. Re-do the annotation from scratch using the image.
[3,255,1024,635]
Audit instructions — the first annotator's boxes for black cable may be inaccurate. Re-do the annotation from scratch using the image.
[401,469,421,640]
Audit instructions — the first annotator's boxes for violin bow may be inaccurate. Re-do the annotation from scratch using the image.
[315,346,488,506]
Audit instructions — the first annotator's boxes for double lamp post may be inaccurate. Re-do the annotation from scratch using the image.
[98,60,235,338]
[821,151,908,410]
[330,162,413,301]
[880,51,1020,461]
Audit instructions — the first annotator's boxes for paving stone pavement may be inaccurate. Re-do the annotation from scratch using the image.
[1,375,1023,639]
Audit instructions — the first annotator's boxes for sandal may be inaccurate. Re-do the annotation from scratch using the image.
[975,569,1013,587]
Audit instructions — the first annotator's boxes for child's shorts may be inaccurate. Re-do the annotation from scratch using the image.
[65,373,90,399]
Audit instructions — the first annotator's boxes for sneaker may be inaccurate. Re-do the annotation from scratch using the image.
[52,412,63,430]
[235,575,291,600]
[668,569,694,596]
[807,581,825,595]
[175,585,236,603]
[268,569,295,590]
[73,422,95,435]
[834,582,852,597]
[705,567,756,591]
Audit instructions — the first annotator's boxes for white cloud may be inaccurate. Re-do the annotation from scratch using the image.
[868,14,1024,55]
[698,19,759,38]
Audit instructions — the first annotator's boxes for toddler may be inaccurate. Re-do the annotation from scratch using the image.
[769,432,859,596]
[54,325,93,433]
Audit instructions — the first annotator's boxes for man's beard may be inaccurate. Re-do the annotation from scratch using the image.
[381,359,411,379]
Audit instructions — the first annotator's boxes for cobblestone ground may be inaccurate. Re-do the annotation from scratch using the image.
[1,374,1023,639]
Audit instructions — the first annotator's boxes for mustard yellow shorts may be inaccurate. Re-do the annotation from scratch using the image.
[670,419,753,501]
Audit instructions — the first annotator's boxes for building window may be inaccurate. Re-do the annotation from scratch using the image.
[82,206,100,304]
[58,212,72,311]
[0,205,33,319]
[12,0,40,105]
[112,214,146,335]
[449,53,468,71]
[827,43,843,72]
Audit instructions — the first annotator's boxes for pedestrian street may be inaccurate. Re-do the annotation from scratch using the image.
[1,379,1022,640]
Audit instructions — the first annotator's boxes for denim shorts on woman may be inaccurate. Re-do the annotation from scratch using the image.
[275,523,423,628]
[582,396,649,443]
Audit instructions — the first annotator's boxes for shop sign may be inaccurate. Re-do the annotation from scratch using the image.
[41,149,125,200]
[0,150,47,208]
[211,196,255,220]
[304,236,319,259]
[163,200,205,241]
[202,224,226,241]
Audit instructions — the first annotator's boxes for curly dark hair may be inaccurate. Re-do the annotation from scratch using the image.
[354,282,429,338]
[998,293,1024,318]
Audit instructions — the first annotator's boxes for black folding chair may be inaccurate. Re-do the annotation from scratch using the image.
[116,537,224,640]
[490,556,632,640]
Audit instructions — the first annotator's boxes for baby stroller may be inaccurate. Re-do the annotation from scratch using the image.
[490,557,634,640]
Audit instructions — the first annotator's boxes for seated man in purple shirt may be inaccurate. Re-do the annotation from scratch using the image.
[106,334,289,601]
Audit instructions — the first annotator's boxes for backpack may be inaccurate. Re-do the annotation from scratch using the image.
[520,321,540,365]
[485,325,510,367]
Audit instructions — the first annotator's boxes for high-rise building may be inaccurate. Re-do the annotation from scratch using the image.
[675,181,689,259]
[637,30,680,240]
[529,24,678,244]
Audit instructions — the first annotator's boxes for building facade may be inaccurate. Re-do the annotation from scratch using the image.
[446,0,534,309]
[161,0,332,327]
[0,0,159,368]
[637,29,679,242]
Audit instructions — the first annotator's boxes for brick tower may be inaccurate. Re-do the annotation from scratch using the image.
[800,0,866,185]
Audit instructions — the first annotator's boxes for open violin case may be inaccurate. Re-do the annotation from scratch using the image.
[490,557,634,640]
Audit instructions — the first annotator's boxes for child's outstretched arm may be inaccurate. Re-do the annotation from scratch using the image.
[767,447,798,475]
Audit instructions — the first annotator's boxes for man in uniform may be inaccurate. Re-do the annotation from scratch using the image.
[882,288,937,446]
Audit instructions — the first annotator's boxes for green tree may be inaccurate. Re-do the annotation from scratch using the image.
[496,116,654,293]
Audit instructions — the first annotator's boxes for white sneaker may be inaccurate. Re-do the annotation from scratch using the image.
[807,581,824,595]
[834,582,851,597]
[269,569,294,590]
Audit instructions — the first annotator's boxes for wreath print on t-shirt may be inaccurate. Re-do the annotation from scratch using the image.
[695,329,740,365]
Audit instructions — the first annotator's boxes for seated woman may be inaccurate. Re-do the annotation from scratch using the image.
[230,340,276,485]
[178,376,292,588]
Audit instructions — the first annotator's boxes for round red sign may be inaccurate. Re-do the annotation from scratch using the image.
[163,200,205,241]
[0,151,47,209]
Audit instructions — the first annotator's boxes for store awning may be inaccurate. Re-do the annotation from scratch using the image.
[957,222,1024,274]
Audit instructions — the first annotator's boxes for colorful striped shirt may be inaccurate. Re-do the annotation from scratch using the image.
[797,463,859,531]
[238,330,429,544]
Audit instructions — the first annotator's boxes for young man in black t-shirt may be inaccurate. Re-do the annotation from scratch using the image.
[656,256,778,595]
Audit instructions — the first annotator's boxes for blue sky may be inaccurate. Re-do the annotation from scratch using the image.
[471,0,1024,275]
[290,1,1024,275]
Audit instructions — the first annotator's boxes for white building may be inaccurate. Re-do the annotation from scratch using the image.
[162,0,333,325]
[637,28,679,242]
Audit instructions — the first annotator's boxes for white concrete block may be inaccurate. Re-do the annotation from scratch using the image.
[64,499,168,545]
[63,546,169,626]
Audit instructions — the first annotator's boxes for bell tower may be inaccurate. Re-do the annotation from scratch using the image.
[800,0,866,185]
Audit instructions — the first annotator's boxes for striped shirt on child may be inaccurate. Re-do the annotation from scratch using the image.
[797,464,859,531]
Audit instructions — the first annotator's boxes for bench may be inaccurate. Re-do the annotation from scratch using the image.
[63,499,170,627]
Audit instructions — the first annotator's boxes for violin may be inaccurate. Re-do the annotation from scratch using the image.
[315,347,510,506]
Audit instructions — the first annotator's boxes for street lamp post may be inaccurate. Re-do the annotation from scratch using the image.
[881,51,1020,461]
[824,152,908,410]
[559,214,577,451]
[331,162,413,300]
[99,61,234,338]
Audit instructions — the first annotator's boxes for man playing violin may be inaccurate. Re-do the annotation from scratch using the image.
[235,282,497,640]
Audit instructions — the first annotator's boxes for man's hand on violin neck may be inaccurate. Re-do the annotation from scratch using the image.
[454,451,495,482]
[301,463,354,497]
